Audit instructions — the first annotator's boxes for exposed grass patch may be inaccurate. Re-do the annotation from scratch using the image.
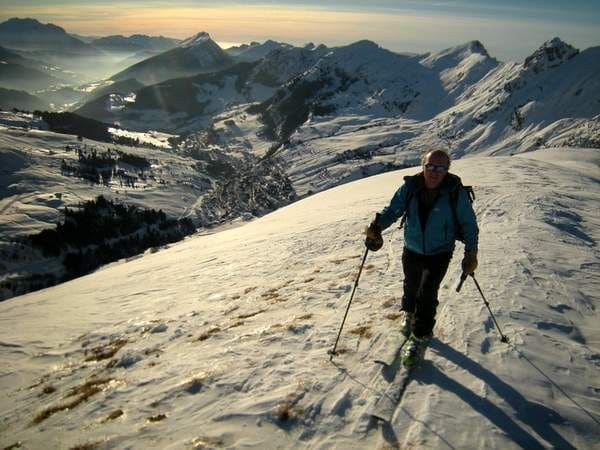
[332,347,349,355]
[196,326,221,342]
[237,309,266,319]
[84,339,127,362]
[227,320,244,329]
[385,313,402,321]
[244,286,257,294]
[143,347,162,357]
[276,402,295,422]
[303,277,315,283]
[102,409,124,422]
[261,288,279,301]
[275,388,305,425]
[382,298,396,308]
[40,385,57,396]
[224,305,240,315]
[147,414,167,423]
[191,436,225,449]
[350,325,373,339]
[67,378,114,398]
[183,377,204,395]
[33,378,114,424]
[3,442,23,450]
[69,441,105,450]
[296,314,313,320]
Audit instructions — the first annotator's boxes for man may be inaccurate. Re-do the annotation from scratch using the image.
[365,149,479,366]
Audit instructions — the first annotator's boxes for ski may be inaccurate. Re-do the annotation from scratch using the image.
[368,366,413,422]
[373,333,409,367]
[368,338,429,422]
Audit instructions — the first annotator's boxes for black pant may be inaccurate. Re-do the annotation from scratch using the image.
[402,247,453,338]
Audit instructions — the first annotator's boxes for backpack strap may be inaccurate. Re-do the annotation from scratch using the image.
[398,175,420,230]
[449,181,474,241]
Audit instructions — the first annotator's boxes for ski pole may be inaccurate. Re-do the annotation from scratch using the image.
[470,274,509,343]
[455,272,468,292]
[328,247,369,360]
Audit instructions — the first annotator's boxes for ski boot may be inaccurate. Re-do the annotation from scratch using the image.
[400,311,414,337]
[401,333,431,368]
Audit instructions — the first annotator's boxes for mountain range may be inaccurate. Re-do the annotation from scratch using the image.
[0,17,599,298]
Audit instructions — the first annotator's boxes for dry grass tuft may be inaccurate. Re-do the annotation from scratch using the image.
[237,309,266,319]
[296,314,313,320]
[67,378,113,398]
[382,298,397,308]
[276,402,294,422]
[196,326,221,342]
[3,442,23,450]
[275,401,304,423]
[184,377,204,394]
[244,286,256,294]
[191,436,225,449]
[224,305,240,315]
[147,414,167,423]
[333,347,349,355]
[41,385,57,396]
[33,378,114,424]
[227,320,244,329]
[69,441,105,450]
[143,347,162,357]
[102,409,124,422]
[84,339,127,362]
[350,325,373,339]
[261,288,280,301]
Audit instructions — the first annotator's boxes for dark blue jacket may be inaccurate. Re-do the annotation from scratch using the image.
[377,173,478,255]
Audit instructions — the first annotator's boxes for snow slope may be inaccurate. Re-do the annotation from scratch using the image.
[0,148,599,449]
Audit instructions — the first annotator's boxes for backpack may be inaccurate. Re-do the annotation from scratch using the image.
[398,174,475,243]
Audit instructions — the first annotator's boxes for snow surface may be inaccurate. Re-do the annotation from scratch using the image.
[1,148,599,449]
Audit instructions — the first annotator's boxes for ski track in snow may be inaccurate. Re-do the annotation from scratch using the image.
[0,149,599,449]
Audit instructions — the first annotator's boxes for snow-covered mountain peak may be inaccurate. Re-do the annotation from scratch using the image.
[466,40,489,57]
[523,37,578,73]
[179,31,213,48]
[420,40,493,69]
[343,39,381,53]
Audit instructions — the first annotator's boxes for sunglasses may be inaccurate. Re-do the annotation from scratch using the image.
[424,163,448,173]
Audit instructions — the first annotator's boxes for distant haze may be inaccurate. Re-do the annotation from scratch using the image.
[0,1,599,61]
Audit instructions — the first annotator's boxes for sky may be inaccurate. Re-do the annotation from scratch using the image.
[0,0,599,61]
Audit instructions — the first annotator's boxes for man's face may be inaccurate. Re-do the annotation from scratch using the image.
[423,152,449,189]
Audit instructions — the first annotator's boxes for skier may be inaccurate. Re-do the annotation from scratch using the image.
[365,149,479,366]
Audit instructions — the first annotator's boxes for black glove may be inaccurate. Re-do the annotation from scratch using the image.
[461,249,478,275]
[364,217,383,252]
